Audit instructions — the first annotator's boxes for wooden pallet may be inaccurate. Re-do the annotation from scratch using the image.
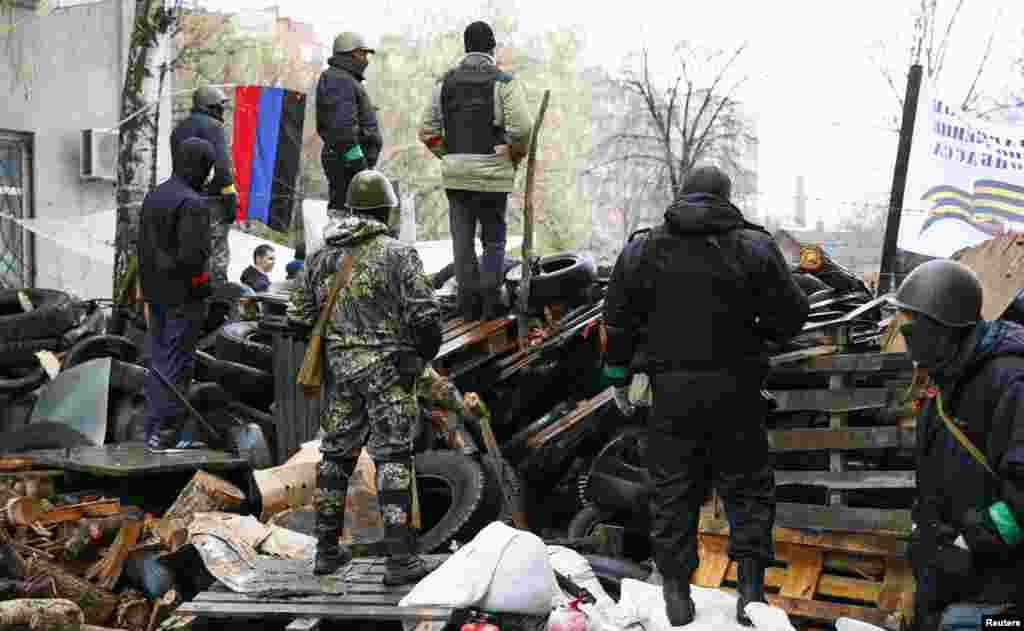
[178,556,453,630]
[435,316,518,369]
[693,521,913,630]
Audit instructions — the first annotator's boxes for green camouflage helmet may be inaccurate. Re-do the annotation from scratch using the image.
[193,85,229,112]
[333,31,375,55]
[347,170,399,226]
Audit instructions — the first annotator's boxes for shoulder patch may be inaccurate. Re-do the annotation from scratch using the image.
[495,70,514,83]
[628,227,652,243]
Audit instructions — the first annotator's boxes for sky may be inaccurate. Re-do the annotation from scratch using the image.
[201,0,1024,229]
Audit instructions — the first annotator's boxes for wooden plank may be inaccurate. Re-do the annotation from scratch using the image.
[768,427,914,452]
[769,346,842,368]
[526,388,615,449]
[285,619,321,631]
[876,557,915,621]
[764,594,896,627]
[198,593,411,606]
[778,544,824,600]
[772,352,913,375]
[775,470,916,489]
[700,503,912,537]
[436,317,514,360]
[691,532,730,587]
[724,565,883,604]
[769,388,890,413]
[442,320,477,342]
[699,515,908,557]
[177,601,453,621]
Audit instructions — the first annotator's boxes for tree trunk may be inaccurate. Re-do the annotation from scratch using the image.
[18,553,119,625]
[158,471,246,550]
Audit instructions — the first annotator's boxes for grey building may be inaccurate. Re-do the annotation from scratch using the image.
[0,0,173,299]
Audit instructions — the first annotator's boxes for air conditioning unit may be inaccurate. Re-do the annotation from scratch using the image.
[80,129,118,182]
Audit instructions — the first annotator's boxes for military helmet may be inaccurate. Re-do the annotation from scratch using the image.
[193,85,229,113]
[888,259,982,327]
[333,31,375,55]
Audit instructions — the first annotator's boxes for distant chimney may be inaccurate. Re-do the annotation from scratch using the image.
[795,175,807,228]
[816,219,825,232]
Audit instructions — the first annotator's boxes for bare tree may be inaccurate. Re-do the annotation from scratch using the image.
[872,0,998,126]
[588,42,757,251]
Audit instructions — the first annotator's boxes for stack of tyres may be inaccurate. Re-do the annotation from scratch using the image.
[261,315,322,464]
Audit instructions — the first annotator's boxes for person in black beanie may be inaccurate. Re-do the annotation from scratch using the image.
[418,20,533,322]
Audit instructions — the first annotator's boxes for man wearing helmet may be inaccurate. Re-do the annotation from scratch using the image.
[889,260,1024,630]
[603,166,810,627]
[170,85,238,291]
[287,171,441,584]
[317,31,383,212]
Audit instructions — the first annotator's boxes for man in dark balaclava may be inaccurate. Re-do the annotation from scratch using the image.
[890,260,1024,630]
[603,165,809,626]
[137,137,216,451]
[418,20,533,321]
[317,31,383,212]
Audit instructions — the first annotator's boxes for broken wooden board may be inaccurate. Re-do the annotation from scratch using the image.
[769,388,892,413]
[18,443,248,477]
[768,427,914,452]
[693,533,912,629]
[956,234,1024,321]
[178,556,452,624]
[771,351,913,375]
[526,387,615,450]
[775,470,916,490]
[435,317,516,361]
[701,503,912,537]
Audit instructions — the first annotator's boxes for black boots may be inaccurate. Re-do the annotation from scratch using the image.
[314,538,353,576]
[662,576,696,626]
[736,558,767,626]
[381,522,430,586]
[313,456,355,576]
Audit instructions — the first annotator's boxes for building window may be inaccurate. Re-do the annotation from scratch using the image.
[0,132,35,289]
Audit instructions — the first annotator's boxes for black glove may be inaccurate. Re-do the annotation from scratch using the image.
[412,320,442,362]
[221,192,238,224]
[961,507,1010,558]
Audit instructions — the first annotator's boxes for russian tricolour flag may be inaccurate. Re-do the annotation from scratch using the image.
[232,86,307,233]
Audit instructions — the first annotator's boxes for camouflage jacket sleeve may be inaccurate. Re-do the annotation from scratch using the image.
[394,245,440,331]
[286,265,318,327]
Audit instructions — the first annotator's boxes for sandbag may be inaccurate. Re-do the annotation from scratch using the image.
[400,521,558,615]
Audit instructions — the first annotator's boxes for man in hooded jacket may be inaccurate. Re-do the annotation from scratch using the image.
[138,137,215,450]
[170,85,238,290]
[418,20,533,321]
[603,166,810,626]
[317,31,382,212]
[287,170,441,584]
[889,260,1024,630]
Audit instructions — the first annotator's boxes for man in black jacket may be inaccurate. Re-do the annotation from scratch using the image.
[240,244,275,293]
[170,85,238,290]
[603,166,810,626]
[138,137,215,451]
[316,31,382,211]
[890,260,1024,630]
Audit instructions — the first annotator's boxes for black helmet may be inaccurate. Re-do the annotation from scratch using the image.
[888,259,982,327]
[193,85,229,119]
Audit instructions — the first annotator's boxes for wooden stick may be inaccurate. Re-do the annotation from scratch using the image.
[516,90,552,349]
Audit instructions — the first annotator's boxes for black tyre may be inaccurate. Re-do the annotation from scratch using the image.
[63,335,140,370]
[0,337,62,369]
[528,254,598,311]
[216,322,273,372]
[414,450,491,553]
[62,306,107,347]
[0,289,77,341]
[793,272,831,295]
[567,504,615,540]
[194,350,274,410]
[0,419,93,453]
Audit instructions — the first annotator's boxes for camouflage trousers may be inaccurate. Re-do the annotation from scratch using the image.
[316,359,419,542]
[209,219,230,290]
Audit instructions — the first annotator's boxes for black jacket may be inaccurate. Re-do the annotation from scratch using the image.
[240,265,270,293]
[604,193,809,374]
[138,139,215,309]
[316,55,382,165]
[170,110,234,195]
[914,319,1024,613]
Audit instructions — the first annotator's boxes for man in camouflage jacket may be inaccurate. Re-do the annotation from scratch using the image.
[287,170,442,583]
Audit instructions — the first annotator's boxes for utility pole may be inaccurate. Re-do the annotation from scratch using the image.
[878,64,924,294]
